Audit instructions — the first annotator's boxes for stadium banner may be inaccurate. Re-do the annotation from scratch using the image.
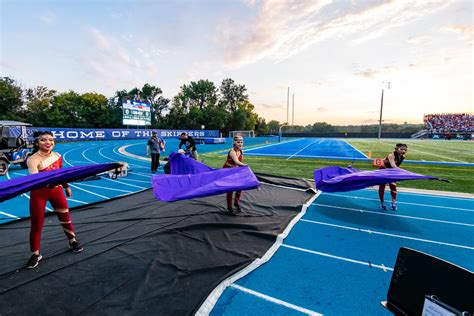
[26,128,219,142]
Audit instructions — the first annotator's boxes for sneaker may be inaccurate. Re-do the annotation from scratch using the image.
[380,203,387,210]
[227,207,236,216]
[26,253,42,269]
[234,203,242,212]
[69,241,84,253]
[391,203,397,211]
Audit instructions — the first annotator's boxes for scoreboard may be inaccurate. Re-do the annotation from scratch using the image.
[122,100,151,126]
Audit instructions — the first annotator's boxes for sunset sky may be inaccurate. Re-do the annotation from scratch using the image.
[1,0,472,125]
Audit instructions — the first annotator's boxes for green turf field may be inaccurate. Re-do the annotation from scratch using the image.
[201,139,474,194]
[347,139,474,163]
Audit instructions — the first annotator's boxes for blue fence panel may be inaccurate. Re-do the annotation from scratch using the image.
[27,128,219,142]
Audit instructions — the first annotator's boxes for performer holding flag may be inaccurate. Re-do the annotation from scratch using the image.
[223,135,247,215]
[378,143,408,211]
[25,131,83,269]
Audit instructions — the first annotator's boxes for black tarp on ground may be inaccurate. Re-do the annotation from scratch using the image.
[0,175,314,315]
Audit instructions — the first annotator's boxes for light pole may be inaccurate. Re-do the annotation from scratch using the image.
[378,82,391,140]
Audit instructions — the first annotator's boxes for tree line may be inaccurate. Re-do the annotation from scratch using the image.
[1,77,423,135]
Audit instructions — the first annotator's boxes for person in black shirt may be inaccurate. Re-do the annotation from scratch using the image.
[178,132,198,160]
[378,143,408,211]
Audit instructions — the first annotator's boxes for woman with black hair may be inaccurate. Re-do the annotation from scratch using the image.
[25,131,83,269]
[378,143,408,211]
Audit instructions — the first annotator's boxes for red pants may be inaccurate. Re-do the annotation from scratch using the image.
[378,183,397,203]
[226,191,242,209]
[29,186,75,252]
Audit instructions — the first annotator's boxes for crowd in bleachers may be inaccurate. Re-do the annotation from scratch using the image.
[424,113,473,133]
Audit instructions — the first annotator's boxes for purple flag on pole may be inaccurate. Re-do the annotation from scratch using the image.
[152,152,260,202]
[0,163,122,202]
[314,166,448,192]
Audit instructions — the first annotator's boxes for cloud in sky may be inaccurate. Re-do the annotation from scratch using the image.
[39,10,56,25]
[218,0,455,67]
[1,0,471,125]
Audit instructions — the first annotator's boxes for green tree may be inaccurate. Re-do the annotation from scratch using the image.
[267,120,281,134]
[49,91,82,127]
[0,77,24,121]
[78,93,109,127]
[182,80,217,110]
[311,122,337,133]
[218,78,248,112]
[24,86,56,126]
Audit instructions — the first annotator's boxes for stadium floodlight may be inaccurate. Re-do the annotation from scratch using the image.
[378,82,391,140]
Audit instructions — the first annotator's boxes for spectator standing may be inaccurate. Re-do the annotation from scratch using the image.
[146,131,165,173]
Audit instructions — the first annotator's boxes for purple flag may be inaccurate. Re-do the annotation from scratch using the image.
[0,163,122,202]
[152,152,260,202]
[314,166,448,192]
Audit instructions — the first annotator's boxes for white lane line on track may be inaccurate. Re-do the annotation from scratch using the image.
[286,139,322,161]
[67,198,88,205]
[300,219,474,250]
[243,138,305,152]
[74,182,135,193]
[315,203,474,227]
[0,211,20,219]
[343,139,368,158]
[69,184,109,199]
[100,177,147,189]
[230,284,323,316]
[282,244,394,271]
[117,178,151,184]
[322,193,474,212]
[128,171,153,178]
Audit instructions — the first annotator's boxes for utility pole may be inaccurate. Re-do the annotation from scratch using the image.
[292,94,294,125]
[378,82,391,140]
[287,87,290,124]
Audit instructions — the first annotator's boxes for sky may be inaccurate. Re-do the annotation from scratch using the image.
[1,0,473,126]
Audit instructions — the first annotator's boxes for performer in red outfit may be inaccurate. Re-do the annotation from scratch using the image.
[378,143,408,211]
[25,131,83,269]
[223,136,247,215]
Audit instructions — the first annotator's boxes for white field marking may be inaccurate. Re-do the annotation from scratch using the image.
[245,152,367,160]
[117,178,150,184]
[118,145,150,161]
[61,147,81,166]
[74,182,134,193]
[66,198,88,205]
[315,203,474,227]
[81,146,99,164]
[343,139,368,158]
[407,141,474,157]
[394,189,474,200]
[300,219,474,250]
[101,177,147,189]
[112,147,148,169]
[243,138,305,152]
[354,186,473,200]
[262,182,313,192]
[379,140,467,163]
[123,171,152,178]
[195,192,321,315]
[282,244,394,271]
[322,193,474,212]
[0,211,20,219]
[69,184,110,199]
[230,284,323,316]
[286,139,322,161]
